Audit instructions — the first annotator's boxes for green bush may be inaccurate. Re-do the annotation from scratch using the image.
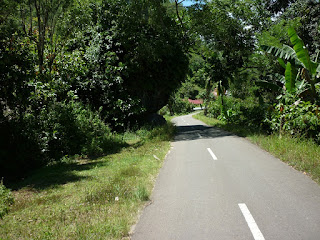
[266,97,320,143]
[207,97,243,122]
[207,97,268,128]
[168,94,194,115]
[19,100,115,161]
[159,105,170,116]
[218,97,243,123]
[0,100,121,180]
[206,99,221,118]
[0,181,14,219]
[239,97,269,129]
[40,101,114,158]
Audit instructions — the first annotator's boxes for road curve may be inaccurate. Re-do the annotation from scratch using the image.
[131,113,320,240]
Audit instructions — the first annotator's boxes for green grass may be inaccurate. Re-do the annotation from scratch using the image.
[163,114,176,122]
[193,112,320,184]
[0,122,175,240]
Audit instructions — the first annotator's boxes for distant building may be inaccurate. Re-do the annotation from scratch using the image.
[188,99,203,105]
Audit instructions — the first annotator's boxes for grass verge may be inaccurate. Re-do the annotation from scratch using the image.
[0,122,175,240]
[193,112,320,184]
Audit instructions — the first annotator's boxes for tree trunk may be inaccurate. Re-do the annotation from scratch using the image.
[204,77,212,116]
[218,81,226,116]
[34,0,45,74]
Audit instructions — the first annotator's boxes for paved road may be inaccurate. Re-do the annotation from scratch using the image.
[131,113,320,240]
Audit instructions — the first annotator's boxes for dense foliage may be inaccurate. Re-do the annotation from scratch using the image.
[0,0,188,180]
[267,96,320,143]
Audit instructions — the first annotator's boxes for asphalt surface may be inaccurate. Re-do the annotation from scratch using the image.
[131,113,320,240]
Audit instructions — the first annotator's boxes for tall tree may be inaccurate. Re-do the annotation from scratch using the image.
[93,0,189,122]
[188,0,255,113]
[16,0,73,74]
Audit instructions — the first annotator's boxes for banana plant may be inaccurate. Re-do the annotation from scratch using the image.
[261,27,320,103]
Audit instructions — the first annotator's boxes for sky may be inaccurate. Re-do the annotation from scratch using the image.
[182,0,195,7]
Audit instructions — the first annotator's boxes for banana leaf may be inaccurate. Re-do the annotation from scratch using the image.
[288,27,318,76]
[261,45,303,67]
[256,80,282,91]
[284,62,297,94]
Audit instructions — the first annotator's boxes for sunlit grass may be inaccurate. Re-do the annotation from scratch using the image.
[0,122,175,240]
[193,113,320,184]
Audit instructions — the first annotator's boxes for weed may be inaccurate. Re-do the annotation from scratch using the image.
[134,185,149,201]
[0,180,14,218]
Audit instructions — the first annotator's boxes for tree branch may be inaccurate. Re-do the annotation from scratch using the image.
[175,0,184,27]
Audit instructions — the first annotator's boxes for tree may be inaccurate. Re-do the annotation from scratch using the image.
[188,0,255,114]
[281,0,320,56]
[262,27,320,103]
[87,0,189,124]
[14,0,73,74]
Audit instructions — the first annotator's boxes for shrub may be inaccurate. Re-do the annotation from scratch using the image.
[266,98,320,143]
[238,97,269,129]
[40,101,114,158]
[20,100,114,161]
[206,99,221,118]
[0,180,14,219]
[206,96,268,129]
[0,100,119,180]
[167,94,194,115]
[159,105,170,116]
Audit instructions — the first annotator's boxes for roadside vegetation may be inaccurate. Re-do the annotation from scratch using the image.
[0,123,175,239]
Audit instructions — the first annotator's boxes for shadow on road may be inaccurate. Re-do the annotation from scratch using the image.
[174,125,233,142]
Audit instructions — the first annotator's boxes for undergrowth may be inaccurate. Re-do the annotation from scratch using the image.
[0,180,14,219]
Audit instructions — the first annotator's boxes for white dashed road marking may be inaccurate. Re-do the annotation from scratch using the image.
[207,148,218,160]
[238,203,265,240]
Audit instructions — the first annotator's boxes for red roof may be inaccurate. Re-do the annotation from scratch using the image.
[188,99,203,105]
